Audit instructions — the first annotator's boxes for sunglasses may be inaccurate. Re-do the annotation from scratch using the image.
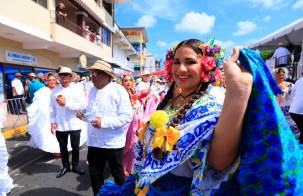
[91,70,105,77]
[59,73,70,77]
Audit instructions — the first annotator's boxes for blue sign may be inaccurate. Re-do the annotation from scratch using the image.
[5,50,37,65]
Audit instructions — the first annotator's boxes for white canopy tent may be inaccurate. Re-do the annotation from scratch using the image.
[248,18,303,50]
[248,18,303,78]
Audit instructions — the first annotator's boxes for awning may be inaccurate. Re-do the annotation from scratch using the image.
[248,18,303,50]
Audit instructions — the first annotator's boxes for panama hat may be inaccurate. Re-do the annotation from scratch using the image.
[58,67,73,75]
[141,69,151,76]
[88,60,115,79]
[28,72,36,77]
[14,72,22,77]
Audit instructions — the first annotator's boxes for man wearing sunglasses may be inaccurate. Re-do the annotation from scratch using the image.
[77,60,133,195]
[50,67,87,178]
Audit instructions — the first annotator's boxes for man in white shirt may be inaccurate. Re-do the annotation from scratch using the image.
[289,77,303,144]
[272,42,291,67]
[135,70,151,95]
[78,60,133,195]
[50,67,87,178]
[11,72,25,114]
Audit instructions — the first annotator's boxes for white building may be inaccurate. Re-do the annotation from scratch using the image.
[112,23,136,74]
[144,54,156,73]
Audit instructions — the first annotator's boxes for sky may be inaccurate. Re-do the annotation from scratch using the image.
[115,0,303,64]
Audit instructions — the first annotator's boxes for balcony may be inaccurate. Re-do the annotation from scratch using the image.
[72,0,114,31]
[51,23,111,59]
[0,0,51,44]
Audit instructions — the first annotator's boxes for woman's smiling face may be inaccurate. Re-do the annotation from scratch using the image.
[172,46,202,94]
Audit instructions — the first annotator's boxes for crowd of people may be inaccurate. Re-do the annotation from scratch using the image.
[0,38,303,195]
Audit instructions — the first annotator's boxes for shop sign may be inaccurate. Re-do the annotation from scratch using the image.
[5,50,37,65]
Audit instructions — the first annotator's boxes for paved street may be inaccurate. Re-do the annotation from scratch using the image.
[6,135,94,196]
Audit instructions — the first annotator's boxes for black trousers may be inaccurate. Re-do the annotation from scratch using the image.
[290,113,303,144]
[56,130,81,168]
[87,147,125,196]
[11,95,25,114]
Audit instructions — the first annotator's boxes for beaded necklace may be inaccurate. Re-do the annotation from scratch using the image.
[140,84,205,160]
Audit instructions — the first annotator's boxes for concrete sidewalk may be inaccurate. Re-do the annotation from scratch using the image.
[6,135,93,196]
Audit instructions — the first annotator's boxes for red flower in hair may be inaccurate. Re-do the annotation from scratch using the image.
[200,56,216,72]
[213,68,224,81]
[164,50,174,83]
[200,71,212,82]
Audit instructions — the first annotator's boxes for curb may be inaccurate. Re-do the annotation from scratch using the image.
[2,125,28,139]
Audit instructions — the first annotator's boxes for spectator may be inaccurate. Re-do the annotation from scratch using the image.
[77,60,133,195]
[84,25,91,40]
[11,72,25,114]
[56,2,67,21]
[272,42,291,67]
[27,72,45,104]
[37,73,46,84]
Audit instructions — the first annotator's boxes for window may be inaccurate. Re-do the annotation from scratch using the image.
[32,0,48,8]
[102,1,112,15]
[101,26,111,46]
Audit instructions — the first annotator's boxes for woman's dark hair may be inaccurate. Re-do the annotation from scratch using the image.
[173,39,205,57]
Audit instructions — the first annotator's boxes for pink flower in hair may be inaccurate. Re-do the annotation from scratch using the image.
[200,56,216,72]
[213,68,224,81]
[200,71,212,82]
[164,50,174,83]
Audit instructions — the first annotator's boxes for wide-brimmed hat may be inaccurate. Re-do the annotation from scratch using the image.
[15,72,22,77]
[88,60,115,79]
[28,72,36,77]
[141,69,151,76]
[58,67,73,75]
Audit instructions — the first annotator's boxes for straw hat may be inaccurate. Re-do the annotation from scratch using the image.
[141,69,151,76]
[28,72,36,77]
[58,67,73,75]
[15,72,22,77]
[88,60,115,79]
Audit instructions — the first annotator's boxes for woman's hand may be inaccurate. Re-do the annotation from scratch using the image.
[223,48,253,97]
[207,48,253,171]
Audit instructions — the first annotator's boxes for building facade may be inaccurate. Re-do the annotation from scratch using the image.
[112,23,136,74]
[0,0,120,99]
[121,27,148,74]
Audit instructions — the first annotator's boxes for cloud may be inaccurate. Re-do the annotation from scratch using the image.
[136,15,157,28]
[131,0,186,20]
[233,21,257,36]
[156,41,168,48]
[245,0,283,8]
[175,12,215,35]
[221,40,236,49]
[292,0,303,9]
[262,15,271,22]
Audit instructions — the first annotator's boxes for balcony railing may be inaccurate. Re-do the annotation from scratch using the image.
[55,14,102,46]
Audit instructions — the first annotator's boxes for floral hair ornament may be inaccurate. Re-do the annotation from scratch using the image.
[164,38,227,83]
[198,38,227,82]
[164,49,174,83]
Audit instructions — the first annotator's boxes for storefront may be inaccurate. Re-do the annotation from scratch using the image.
[1,50,56,100]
